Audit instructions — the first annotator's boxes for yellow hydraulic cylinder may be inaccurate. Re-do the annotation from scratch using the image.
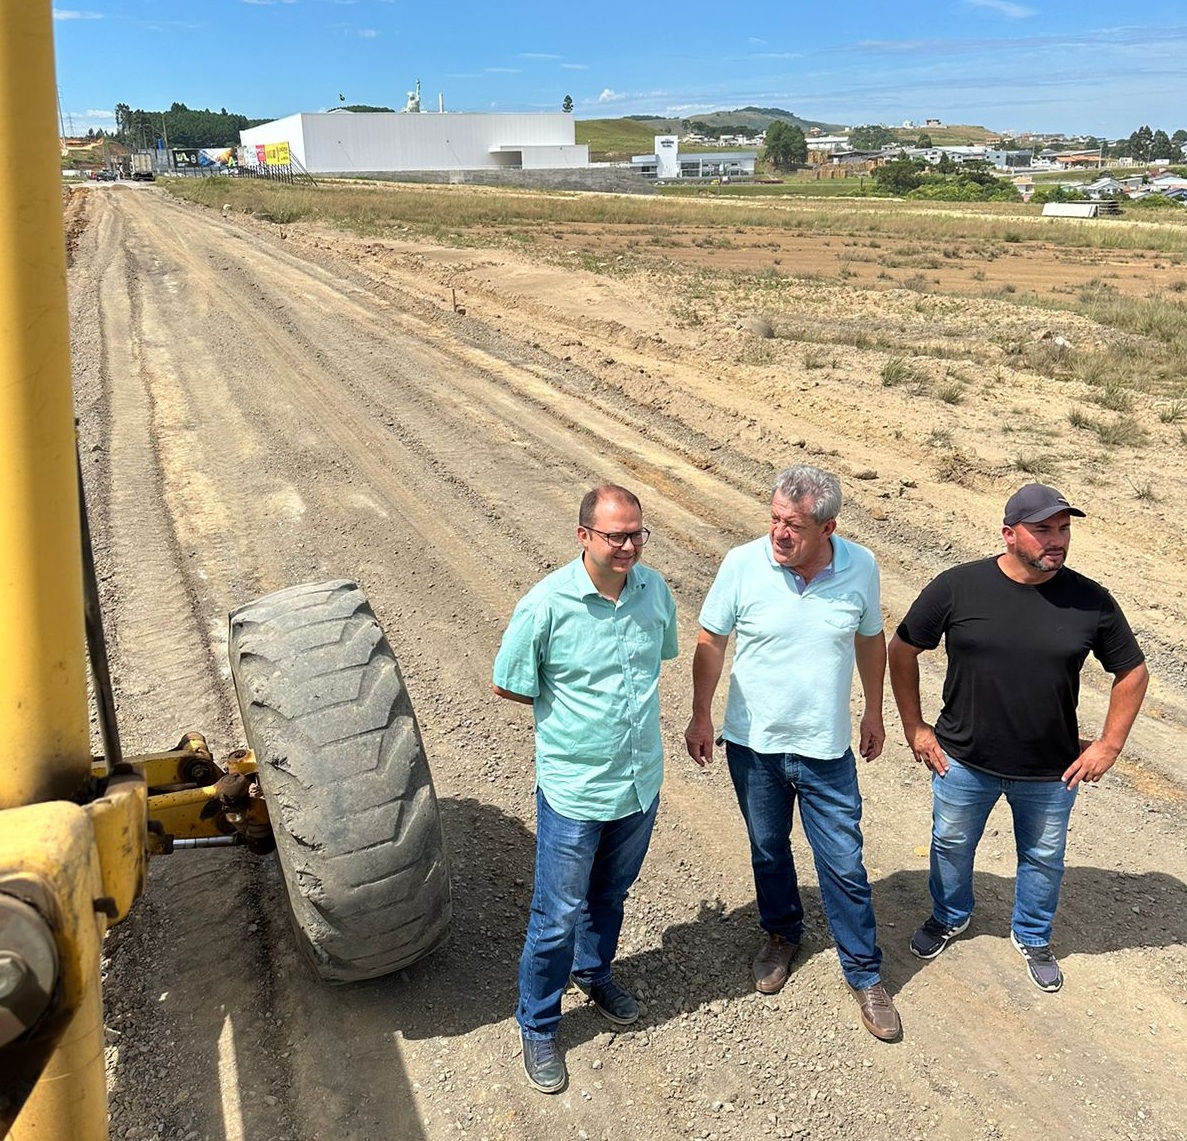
[0,0,92,809]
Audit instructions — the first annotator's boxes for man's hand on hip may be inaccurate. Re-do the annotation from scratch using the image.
[1062,739,1119,789]
[906,723,948,775]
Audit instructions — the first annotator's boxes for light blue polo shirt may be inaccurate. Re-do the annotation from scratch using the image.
[493,556,678,821]
[699,535,882,759]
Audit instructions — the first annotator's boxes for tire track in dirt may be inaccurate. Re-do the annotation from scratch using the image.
[77,187,1187,1141]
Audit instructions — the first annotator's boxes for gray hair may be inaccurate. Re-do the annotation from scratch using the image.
[771,465,842,523]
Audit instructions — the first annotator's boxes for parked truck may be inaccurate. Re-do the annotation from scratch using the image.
[129,151,154,181]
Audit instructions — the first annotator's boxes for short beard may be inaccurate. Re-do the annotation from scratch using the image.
[1025,551,1064,572]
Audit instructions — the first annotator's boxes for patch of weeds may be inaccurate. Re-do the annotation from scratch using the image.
[1093,416,1149,448]
[925,428,953,448]
[1025,339,1074,379]
[971,269,987,281]
[1158,398,1186,423]
[1003,232,1023,243]
[1086,381,1134,412]
[881,357,913,387]
[935,448,978,487]
[802,348,829,370]
[1128,477,1159,502]
[935,381,965,404]
[1067,407,1094,430]
[902,273,930,292]
[1013,452,1058,476]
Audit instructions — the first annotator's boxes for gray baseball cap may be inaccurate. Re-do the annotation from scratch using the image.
[1003,484,1086,526]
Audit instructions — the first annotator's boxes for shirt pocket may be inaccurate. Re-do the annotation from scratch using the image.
[623,616,666,664]
[813,594,864,634]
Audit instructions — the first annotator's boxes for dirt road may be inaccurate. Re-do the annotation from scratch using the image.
[68,184,1187,1141]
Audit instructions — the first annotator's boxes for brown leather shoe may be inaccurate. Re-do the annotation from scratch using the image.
[752,933,799,994]
[851,983,901,1041]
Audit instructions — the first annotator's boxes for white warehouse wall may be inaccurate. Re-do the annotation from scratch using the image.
[241,111,584,173]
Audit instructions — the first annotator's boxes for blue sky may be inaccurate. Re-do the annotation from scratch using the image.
[52,1,1187,139]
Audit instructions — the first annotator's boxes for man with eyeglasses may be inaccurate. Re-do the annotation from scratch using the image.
[684,464,900,1041]
[493,484,677,1094]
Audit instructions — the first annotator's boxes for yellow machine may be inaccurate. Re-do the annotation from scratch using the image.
[0,6,450,1137]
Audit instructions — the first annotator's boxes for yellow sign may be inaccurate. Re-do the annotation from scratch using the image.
[263,142,290,165]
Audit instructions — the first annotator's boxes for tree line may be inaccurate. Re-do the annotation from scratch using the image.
[108,103,268,150]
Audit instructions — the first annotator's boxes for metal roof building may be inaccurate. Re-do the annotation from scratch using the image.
[240,110,589,175]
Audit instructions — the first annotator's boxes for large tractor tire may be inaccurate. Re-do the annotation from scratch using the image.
[227,580,451,983]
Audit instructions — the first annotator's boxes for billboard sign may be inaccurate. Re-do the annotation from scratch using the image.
[253,142,291,166]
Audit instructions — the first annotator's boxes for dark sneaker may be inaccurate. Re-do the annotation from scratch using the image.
[851,983,902,1041]
[1010,930,1063,993]
[910,915,971,960]
[570,975,639,1025]
[752,933,800,994]
[520,1031,566,1094]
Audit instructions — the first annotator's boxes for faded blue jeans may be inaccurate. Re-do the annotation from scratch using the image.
[929,757,1078,946]
[516,788,658,1040]
[726,742,883,990]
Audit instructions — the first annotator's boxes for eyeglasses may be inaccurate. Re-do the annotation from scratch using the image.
[585,527,651,548]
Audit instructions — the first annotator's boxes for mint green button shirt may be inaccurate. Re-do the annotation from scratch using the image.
[493,556,678,821]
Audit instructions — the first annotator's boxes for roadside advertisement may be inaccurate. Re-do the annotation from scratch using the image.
[253,142,291,166]
[171,147,238,170]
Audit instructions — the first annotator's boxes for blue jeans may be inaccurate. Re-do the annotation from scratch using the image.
[517,788,658,1040]
[726,743,882,990]
[929,757,1078,946]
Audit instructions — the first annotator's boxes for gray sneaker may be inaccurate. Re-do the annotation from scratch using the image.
[1010,930,1063,993]
[521,1031,567,1094]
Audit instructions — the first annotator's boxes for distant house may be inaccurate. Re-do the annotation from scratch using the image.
[1080,176,1125,199]
[901,145,987,165]
[987,149,1034,169]
[1052,153,1103,169]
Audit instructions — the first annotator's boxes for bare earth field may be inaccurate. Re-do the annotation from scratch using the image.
[66,181,1187,1141]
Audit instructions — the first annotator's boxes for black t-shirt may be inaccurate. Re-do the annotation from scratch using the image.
[896,557,1145,780]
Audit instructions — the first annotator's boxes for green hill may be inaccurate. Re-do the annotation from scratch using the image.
[575,111,999,162]
[576,107,845,161]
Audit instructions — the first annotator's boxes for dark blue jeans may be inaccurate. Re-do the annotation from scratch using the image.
[726,742,882,990]
[516,788,658,1040]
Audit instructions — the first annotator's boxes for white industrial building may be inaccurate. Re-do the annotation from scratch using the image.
[240,110,589,175]
[631,135,756,181]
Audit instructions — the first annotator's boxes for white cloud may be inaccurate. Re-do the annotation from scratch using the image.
[85,109,116,119]
[519,53,562,60]
[965,0,1037,17]
[485,67,522,74]
[562,63,588,71]
[598,88,622,103]
[53,9,103,19]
